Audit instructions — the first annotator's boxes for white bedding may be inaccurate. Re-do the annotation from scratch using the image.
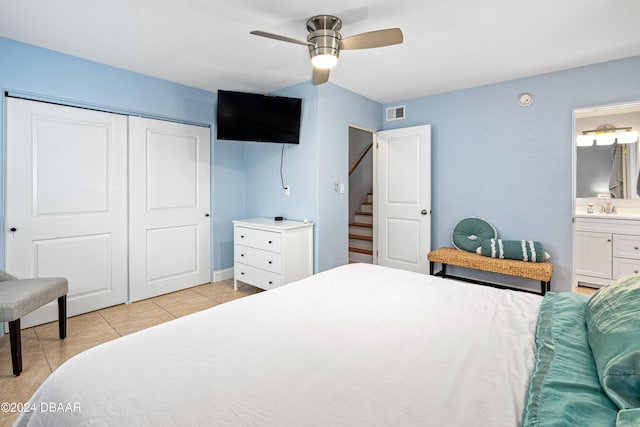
[15,263,542,427]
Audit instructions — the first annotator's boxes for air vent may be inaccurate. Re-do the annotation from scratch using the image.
[386,105,406,121]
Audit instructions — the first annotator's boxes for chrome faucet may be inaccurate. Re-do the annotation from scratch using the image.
[599,202,616,214]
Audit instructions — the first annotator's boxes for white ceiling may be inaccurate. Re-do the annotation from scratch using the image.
[1,0,639,104]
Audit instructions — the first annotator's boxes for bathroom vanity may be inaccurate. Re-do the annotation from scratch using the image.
[574,211,640,288]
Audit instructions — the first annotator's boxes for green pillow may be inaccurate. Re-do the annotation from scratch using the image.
[586,273,640,409]
[451,217,497,252]
[617,408,640,427]
[521,292,618,427]
[477,238,546,262]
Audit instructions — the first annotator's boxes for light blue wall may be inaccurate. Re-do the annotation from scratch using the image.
[212,140,246,273]
[243,82,321,271]
[383,55,640,292]
[0,36,245,276]
[7,35,638,292]
[317,84,381,271]
[243,82,381,272]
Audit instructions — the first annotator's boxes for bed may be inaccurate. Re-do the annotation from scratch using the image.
[13,263,640,426]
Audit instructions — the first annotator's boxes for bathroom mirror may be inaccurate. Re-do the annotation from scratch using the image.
[575,103,640,200]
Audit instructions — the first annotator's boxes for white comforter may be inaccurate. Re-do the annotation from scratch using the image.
[15,263,542,427]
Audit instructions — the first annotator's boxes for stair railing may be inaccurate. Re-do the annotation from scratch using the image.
[349,143,373,177]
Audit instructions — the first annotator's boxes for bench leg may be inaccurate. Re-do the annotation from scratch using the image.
[9,319,22,376]
[58,295,67,340]
[441,264,447,278]
[429,261,434,276]
[540,281,551,296]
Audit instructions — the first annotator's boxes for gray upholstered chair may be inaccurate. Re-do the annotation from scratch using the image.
[0,271,68,376]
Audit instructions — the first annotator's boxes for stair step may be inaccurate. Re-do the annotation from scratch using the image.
[354,214,372,224]
[350,222,373,228]
[349,234,373,241]
[356,211,372,216]
[349,247,373,256]
[349,252,373,263]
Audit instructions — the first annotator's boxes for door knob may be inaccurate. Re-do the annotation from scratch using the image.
[421,209,428,215]
[9,227,16,232]
[205,213,210,217]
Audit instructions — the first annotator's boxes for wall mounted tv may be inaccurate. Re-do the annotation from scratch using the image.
[216,90,302,144]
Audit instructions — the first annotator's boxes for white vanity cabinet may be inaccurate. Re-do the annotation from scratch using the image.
[575,216,640,288]
[233,218,314,291]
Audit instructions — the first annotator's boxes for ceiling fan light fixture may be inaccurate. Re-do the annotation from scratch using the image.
[311,53,338,69]
[251,14,403,85]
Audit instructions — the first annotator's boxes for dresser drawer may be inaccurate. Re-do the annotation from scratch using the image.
[234,226,282,253]
[235,245,282,274]
[613,234,640,260]
[613,257,640,279]
[235,263,282,291]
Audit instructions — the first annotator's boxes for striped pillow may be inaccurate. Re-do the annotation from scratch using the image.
[476,238,546,262]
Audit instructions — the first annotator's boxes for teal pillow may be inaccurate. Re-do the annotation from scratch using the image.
[586,273,640,409]
[617,408,640,427]
[522,292,618,426]
[477,238,546,262]
[451,217,497,252]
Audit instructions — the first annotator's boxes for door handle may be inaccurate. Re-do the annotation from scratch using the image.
[205,213,210,217]
[9,227,17,232]
[421,209,428,215]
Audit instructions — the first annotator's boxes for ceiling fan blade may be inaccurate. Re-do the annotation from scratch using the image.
[340,28,403,50]
[250,30,314,47]
[312,67,330,85]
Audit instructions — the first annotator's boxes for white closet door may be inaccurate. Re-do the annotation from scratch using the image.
[5,98,128,327]
[128,117,211,301]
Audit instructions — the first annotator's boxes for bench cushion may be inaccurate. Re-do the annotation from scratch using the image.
[0,278,68,322]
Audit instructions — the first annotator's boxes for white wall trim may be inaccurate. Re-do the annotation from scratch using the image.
[213,267,234,283]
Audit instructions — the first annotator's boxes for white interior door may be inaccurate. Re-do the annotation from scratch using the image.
[375,125,431,273]
[5,98,128,327]
[128,117,211,301]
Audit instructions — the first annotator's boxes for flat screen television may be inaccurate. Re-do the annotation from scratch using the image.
[216,90,302,144]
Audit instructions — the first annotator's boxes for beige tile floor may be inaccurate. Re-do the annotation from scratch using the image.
[0,279,260,427]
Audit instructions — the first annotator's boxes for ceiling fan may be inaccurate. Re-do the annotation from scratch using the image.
[251,15,403,85]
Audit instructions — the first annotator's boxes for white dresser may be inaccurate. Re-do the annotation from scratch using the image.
[575,216,640,288]
[233,218,314,291]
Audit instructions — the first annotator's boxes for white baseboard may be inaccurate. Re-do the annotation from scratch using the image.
[213,267,234,283]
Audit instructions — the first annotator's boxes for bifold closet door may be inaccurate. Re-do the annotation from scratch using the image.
[5,98,128,327]
[128,117,211,302]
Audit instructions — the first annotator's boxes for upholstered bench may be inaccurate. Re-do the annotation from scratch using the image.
[428,247,553,295]
[0,273,68,376]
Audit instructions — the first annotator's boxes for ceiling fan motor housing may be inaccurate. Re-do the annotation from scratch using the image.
[307,30,341,64]
[306,15,342,67]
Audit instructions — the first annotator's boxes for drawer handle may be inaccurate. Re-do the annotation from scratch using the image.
[635,247,639,250]
[240,272,245,275]
[268,261,272,264]
[240,253,245,257]
[268,240,272,244]
[607,239,612,242]
[635,270,639,274]
[268,281,273,284]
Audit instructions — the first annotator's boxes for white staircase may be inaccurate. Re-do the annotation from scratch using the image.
[349,192,373,263]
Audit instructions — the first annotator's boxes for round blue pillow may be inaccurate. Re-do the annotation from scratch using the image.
[451,217,497,252]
